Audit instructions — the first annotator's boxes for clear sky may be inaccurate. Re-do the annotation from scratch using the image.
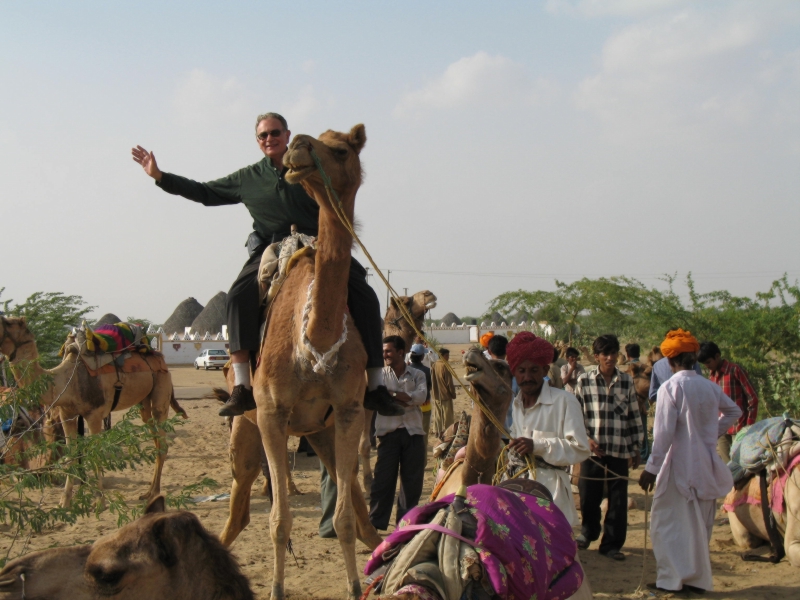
[2,0,799,324]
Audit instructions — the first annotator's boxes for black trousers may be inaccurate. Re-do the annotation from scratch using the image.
[578,455,629,554]
[226,251,383,368]
[368,428,426,530]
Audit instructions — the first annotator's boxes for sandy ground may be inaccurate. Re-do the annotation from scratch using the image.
[1,361,799,599]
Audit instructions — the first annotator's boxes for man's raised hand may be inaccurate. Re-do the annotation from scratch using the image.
[131,145,163,181]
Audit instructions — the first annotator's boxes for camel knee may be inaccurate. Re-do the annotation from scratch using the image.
[728,511,763,550]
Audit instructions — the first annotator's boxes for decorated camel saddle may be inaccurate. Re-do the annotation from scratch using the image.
[363,483,583,600]
[723,416,800,528]
[61,322,167,376]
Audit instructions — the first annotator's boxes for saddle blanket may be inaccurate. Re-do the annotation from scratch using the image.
[365,484,582,600]
[728,417,800,483]
[86,323,152,354]
[723,454,800,515]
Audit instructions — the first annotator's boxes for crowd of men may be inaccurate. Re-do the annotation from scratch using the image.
[133,111,761,597]
[370,327,757,595]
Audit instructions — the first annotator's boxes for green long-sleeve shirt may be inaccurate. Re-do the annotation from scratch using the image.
[156,157,320,243]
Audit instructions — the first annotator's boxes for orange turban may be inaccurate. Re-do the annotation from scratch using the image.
[480,332,495,348]
[660,329,700,358]
[506,332,554,373]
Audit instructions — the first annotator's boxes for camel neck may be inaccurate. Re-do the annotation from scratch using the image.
[304,188,355,351]
[10,343,48,386]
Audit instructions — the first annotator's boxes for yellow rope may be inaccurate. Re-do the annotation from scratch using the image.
[309,149,531,477]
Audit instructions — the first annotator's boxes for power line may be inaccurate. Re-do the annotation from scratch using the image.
[386,268,800,281]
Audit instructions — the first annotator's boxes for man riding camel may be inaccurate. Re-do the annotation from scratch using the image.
[131,112,403,417]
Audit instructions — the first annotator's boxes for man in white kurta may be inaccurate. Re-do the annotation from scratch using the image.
[640,329,742,593]
[509,380,591,525]
[505,332,591,526]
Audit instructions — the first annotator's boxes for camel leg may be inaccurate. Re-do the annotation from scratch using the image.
[784,470,800,567]
[306,426,382,550]
[331,398,367,600]
[59,413,80,509]
[139,379,170,502]
[220,416,262,547]
[83,414,106,508]
[728,508,764,550]
[359,409,374,494]
[256,396,292,600]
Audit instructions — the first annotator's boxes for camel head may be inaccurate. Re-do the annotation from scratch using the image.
[0,497,253,600]
[463,347,512,411]
[0,317,35,362]
[284,124,367,205]
[0,545,92,600]
[383,291,437,345]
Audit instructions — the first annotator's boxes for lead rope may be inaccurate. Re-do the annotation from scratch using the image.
[309,148,650,594]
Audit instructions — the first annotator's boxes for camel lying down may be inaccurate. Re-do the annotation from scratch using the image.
[0,497,254,600]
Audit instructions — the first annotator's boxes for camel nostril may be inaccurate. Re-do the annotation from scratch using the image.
[88,566,125,588]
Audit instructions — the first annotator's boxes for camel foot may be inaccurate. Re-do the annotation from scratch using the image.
[288,481,303,497]
[259,479,271,497]
[347,579,361,600]
[270,582,285,600]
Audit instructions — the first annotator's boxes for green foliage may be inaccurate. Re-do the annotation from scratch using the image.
[125,316,159,331]
[488,274,800,417]
[0,366,218,566]
[1,289,94,368]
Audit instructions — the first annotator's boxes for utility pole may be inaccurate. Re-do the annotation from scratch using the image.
[403,287,408,296]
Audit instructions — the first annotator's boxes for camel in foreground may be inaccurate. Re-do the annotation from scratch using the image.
[0,316,185,507]
[245,124,384,600]
[726,459,800,566]
[216,289,435,547]
[0,496,254,600]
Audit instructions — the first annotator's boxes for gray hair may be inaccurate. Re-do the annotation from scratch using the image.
[255,112,288,131]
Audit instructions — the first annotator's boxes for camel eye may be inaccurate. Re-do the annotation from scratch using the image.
[333,147,349,157]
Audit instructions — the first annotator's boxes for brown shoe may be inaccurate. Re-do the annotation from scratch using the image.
[363,386,405,417]
[219,385,257,417]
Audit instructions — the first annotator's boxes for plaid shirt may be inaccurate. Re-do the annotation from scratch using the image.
[574,368,643,459]
[709,359,758,435]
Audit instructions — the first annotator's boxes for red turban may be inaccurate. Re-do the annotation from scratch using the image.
[660,329,700,358]
[506,332,554,374]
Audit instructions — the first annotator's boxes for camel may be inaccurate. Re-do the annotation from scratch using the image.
[432,348,513,500]
[215,289,435,550]
[0,496,254,600]
[215,124,384,600]
[360,290,437,492]
[0,316,185,507]
[0,404,64,469]
[726,462,800,567]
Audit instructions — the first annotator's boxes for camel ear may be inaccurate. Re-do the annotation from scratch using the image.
[145,495,166,515]
[150,518,179,568]
[347,124,366,154]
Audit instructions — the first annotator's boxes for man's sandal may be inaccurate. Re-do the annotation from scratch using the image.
[601,549,625,561]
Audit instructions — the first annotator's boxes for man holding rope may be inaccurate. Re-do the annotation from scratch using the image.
[504,332,590,526]
[639,329,741,594]
[131,113,403,418]
[574,334,643,561]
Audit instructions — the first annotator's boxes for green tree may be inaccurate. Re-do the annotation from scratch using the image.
[1,290,94,368]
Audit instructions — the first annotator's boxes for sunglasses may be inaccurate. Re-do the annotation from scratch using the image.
[257,129,284,140]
